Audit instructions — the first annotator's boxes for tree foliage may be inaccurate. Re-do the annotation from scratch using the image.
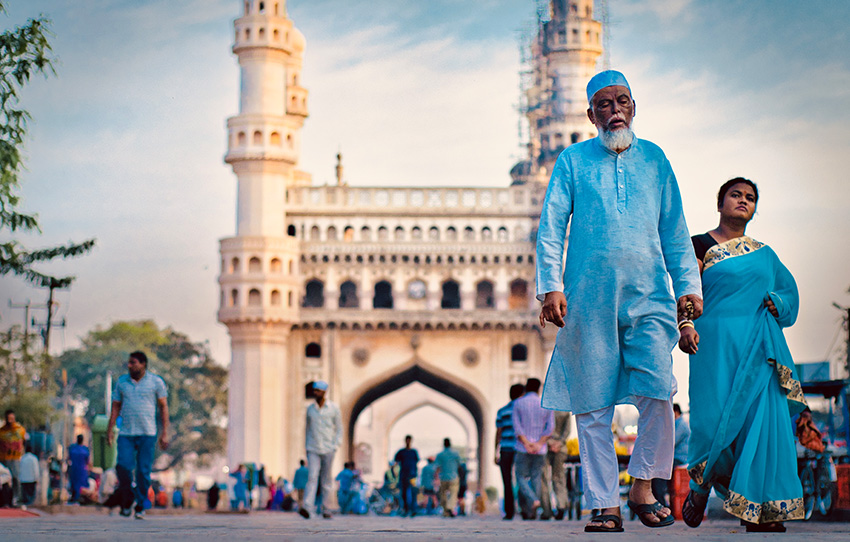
[0,2,95,288]
[0,325,56,427]
[58,321,228,472]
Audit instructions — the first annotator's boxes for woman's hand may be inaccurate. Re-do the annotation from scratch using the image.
[764,297,779,318]
[678,326,699,354]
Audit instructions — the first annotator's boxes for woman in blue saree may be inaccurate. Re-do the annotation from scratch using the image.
[679,178,806,532]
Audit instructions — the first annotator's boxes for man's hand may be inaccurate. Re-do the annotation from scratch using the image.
[548,440,561,454]
[677,294,703,321]
[523,440,540,454]
[106,427,114,446]
[159,432,169,451]
[764,297,779,318]
[539,291,567,328]
[678,326,699,354]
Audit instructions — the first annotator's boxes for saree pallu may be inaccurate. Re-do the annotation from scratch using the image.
[687,236,807,523]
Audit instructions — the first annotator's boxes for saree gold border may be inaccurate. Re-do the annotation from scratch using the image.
[703,236,765,271]
[770,359,808,407]
[724,490,804,523]
[688,461,707,486]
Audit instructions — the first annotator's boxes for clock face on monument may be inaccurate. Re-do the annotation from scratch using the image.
[408,280,427,299]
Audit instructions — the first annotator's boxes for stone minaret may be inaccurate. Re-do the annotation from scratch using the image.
[523,0,603,180]
[218,0,308,476]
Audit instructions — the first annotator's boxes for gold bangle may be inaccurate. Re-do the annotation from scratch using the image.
[679,322,694,330]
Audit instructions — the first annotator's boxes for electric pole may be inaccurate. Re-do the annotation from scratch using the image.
[31,280,67,390]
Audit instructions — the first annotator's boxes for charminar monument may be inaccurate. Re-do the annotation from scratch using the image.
[218,0,603,491]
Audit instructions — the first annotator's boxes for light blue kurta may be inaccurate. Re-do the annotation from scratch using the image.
[536,137,701,414]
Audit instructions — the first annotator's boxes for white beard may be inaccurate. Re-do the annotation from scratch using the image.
[599,126,634,152]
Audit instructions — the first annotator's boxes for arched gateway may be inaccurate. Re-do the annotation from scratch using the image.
[346,361,486,485]
[218,0,602,493]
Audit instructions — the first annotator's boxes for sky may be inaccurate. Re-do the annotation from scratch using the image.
[1,0,849,408]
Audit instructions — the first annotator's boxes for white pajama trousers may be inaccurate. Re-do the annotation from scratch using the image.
[576,395,674,509]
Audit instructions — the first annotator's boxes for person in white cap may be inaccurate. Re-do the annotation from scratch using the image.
[536,70,702,532]
[300,380,341,519]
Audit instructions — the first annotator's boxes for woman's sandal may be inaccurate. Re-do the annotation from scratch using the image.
[627,500,675,528]
[584,513,625,533]
[682,490,708,528]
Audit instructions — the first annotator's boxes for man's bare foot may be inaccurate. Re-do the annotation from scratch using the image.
[629,479,670,523]
[585,506,620,530]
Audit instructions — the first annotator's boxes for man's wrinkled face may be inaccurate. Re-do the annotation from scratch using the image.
[587,85,635,133]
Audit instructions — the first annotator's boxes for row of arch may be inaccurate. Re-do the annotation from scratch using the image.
[226,256,294,275]
[301,224,526,243]
[291,321,536,332]
[302,342,528,363]
[237,25,289,44]
[243,1,281,17]
[233,128,295,148]
[224,287,294,309]
[302,279,530,310]
[301,253,533,266]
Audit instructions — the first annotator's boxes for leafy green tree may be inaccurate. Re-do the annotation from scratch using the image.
[0,2,95,288]
[0,325,55,427]
[59,321,228,471]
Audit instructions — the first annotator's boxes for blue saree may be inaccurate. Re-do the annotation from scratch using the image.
[687,236,806,523]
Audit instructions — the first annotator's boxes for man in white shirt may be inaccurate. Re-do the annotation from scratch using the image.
[18,445,39,506]
[300,380,341,520]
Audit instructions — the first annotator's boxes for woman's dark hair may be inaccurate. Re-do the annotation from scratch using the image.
[717,177,759,209]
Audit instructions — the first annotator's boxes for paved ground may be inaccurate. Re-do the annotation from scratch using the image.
[4,510,850,541]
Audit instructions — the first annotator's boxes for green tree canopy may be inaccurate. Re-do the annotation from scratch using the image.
[0,325,56,428]
[58,320,228,471]
[0,2,95,288]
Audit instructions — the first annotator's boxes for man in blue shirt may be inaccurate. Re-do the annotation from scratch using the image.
[107,351,169,519]
[293,459,309,511]
[335,462,356,514]
[419,457,437,513]
[67,434,90,503]
[495,383,524,520]
[435,438,461,518]
[394,435,420,516]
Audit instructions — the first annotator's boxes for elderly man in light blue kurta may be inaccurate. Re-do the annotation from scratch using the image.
[536,70,702,533]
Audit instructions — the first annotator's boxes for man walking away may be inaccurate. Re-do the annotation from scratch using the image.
[0,409,26,504]
[301,380,341,519]
[293,459,308,511]
[495,383,524,520]
[542,411,571,520]
[419,457,437,513]
[19,445,39,506]
[512,378,554,520]
[394,435,420,516]
[67,435,90,504]
[106,351,169,519]
[435,438,461,517]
